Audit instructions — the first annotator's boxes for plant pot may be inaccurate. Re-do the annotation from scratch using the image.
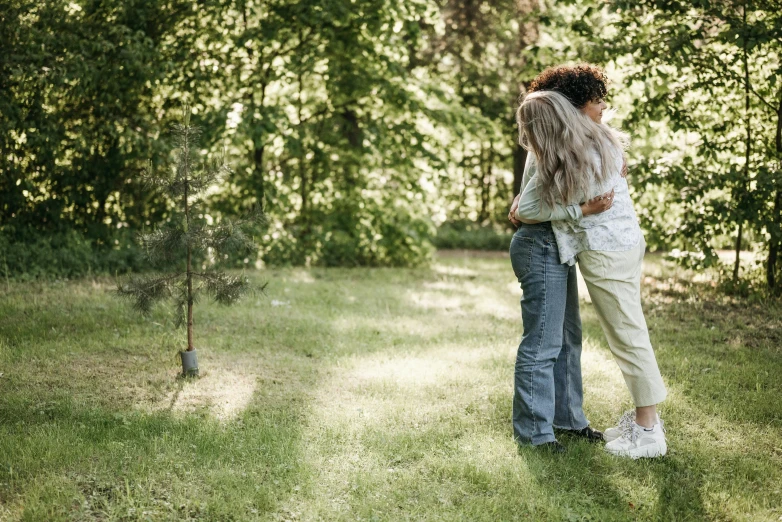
[180,349,199,377]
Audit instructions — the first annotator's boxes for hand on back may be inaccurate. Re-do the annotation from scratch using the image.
[581,189,614,216]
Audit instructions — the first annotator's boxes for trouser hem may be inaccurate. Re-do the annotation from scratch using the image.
[515,433,558,445]
[530,435,557,446]
[633,390,668,408]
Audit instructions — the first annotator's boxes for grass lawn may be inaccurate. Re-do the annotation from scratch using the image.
[1,252,781,521]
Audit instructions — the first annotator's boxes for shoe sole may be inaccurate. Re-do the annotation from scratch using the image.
[604,440,667,459]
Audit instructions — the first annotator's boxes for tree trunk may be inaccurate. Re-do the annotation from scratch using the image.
[768,93,782,293]
[766,190,782,294]
[341,109,361,189]
[253,145,265,210]
[186,245,194,352]
[298,70,308,217]
[252,82,267,211]
[733,221,743,282]
[769,191,780,292]
[243,1,266,212]
[484,142,494,222]
[460,144,468,219]
[735,3,751,283]
[477,143,488,223]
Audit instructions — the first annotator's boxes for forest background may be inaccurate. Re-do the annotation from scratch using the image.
[2,0,781,294]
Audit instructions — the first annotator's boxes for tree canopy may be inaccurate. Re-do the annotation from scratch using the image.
[1,0,780,291]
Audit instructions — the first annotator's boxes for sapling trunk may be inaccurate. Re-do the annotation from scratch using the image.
[733,221,743,283]
[186,245,194,352]
[183,123,195,352]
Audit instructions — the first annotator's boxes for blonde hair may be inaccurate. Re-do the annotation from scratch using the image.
[516,90,628,207]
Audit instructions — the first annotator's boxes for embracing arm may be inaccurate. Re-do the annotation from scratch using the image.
[507,152,616,226]
[513,175,615,224]
[514,175,582,223]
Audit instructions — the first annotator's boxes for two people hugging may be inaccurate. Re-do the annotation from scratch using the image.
[508,64,668,458]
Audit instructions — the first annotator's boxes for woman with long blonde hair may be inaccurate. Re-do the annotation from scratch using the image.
[507,66,617,453]
[513,85,668,459]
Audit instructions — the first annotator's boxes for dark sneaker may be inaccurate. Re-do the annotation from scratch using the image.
[537,441,566,453]
[557,426,604,442]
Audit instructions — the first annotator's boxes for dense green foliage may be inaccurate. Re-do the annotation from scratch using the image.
[605,0,782,292]
[2,0,781,291]
[0,0,560,273]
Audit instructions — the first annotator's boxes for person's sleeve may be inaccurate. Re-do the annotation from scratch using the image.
[514,174,583,222]
[520,152,536,189]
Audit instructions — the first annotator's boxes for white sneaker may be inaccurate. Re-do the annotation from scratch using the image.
[604,410,636,442]
[604,422,667,459]
[604,410,665,442]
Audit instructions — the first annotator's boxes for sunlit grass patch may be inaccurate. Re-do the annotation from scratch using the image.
[137,357,260,421]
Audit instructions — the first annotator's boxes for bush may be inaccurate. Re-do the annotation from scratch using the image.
[0,228,149,280]
[433,220,514,251]
[261,199,435,268]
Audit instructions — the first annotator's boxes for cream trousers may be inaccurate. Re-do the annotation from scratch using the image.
[578,237,667,407]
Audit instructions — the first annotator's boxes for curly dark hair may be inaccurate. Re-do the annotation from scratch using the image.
[528,64,608,109]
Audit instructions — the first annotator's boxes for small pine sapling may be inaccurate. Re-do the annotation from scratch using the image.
[118,108,263,376]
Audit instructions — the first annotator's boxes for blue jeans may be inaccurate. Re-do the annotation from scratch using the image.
[509,223,589,445]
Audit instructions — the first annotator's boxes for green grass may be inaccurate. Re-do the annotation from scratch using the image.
[0,253,781,521]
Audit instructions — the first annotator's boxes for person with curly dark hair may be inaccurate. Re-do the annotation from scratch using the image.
[506,64,614,453]
[528,64,609,110]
